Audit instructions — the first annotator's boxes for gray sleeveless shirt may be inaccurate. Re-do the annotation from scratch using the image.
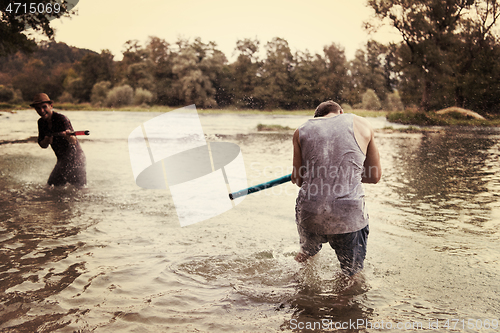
[295,113,368,234]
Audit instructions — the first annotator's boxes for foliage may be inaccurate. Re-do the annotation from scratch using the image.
[90,81,111,106]
[105,85,134,107]
[386,110,495,126]
[362,89,382,110]
[385,90,404,111]
[367,0,500,112]
[0,0,78,56]
[57,91,75,103]
[0,41,94,101]
[3,25,500,113]
[256,123,294,131]
[0,84,14,102]
[133,88,153,105]
[341,103,353,111]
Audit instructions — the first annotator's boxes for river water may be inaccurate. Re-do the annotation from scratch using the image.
[0,110,499,332]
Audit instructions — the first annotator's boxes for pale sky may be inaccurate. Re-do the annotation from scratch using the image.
[42,0,401,61]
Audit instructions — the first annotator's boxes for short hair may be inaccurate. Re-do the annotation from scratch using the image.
[314,101,342,118]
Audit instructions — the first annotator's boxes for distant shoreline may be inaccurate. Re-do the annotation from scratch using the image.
[3,102,500,126]
[0,103,386,117]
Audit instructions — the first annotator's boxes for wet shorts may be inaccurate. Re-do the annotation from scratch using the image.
[297,224,369,276]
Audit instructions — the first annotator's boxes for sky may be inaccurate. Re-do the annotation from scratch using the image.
[39,0,402,62]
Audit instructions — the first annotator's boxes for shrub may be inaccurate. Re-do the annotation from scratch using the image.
[341,103,353,111]
[385,91,404,111]
[0,85,15,102]
[58,91,76,103]
[105,85,134,107]
[133,88,153,106]
[362,89,382,110]
[91,81,112,106]
[11,89,23,103]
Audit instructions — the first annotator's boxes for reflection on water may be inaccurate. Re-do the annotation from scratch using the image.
[385,129,500,238]
[0,111,500,332]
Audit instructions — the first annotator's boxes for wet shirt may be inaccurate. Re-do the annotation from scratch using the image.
[295,113,368,234]
[38,112,76,160]
[37,111,86,186]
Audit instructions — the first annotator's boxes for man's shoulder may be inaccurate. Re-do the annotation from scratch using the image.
[352,114,373,129]
[352,115,374,139]
[53,111,71,123]
[52,111,65,118]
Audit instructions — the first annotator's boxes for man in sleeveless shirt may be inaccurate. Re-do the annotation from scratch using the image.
[32,93,87,187]
[291,101,381,277]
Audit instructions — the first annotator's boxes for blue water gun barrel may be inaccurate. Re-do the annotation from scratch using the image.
[229,173,292,200]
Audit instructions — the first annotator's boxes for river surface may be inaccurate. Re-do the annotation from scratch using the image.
[0,110,499,332]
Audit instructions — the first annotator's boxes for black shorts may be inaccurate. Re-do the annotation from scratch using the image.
[297,224,369,276]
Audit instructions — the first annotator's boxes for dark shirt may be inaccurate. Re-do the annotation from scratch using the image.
[37,112,74,160]
[37,111,86,186]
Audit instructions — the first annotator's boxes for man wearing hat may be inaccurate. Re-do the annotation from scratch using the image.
[32,93,87,186]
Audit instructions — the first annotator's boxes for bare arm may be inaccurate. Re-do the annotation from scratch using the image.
[361,127,382,184]
[291,129,303,187]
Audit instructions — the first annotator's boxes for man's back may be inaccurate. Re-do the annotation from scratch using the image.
[297,113,365,201]
[295,113,369,235]
[291,101,380,273]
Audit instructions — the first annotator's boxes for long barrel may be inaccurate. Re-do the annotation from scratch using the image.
[229,173,292,200]
[50,130,90,136]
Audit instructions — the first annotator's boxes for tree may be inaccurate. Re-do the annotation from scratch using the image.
[145,36,174,105]
[227,38,262,108]
[65,50,114,102]
[0,41,93,101]
[0,0,78,57]
[320,43,349,103]
[290,50,326,109]
[367,0,500,112]
[347,41,393,106]
[254,37,294,109]
[169,38,225,108]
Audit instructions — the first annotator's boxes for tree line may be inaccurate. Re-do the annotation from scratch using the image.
[1,0,500,113]
[0,37,403,111]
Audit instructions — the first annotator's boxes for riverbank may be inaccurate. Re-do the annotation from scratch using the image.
[0,102,385,117]
[4,102,500,126]
[387,108,500,127]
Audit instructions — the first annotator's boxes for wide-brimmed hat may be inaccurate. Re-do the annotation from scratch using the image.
[30,93,53,107]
